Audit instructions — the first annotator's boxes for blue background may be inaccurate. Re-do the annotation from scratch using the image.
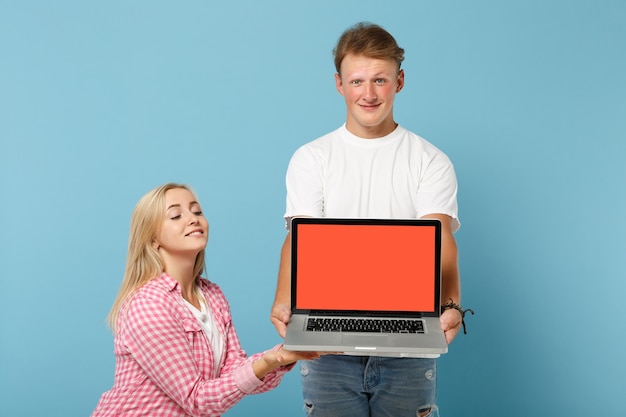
[1,1,624,415]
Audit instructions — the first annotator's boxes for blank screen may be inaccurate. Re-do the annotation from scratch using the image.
[294,223,437,312]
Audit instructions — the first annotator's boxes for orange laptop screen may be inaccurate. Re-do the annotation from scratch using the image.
[293,221,439,313]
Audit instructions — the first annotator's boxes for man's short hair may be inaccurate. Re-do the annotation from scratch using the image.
[333,22,405,74]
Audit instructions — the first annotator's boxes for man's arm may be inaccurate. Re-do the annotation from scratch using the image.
[422,213,463,344]
[270,233,291,338]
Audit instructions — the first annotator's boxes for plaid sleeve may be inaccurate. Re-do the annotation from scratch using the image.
[122,292,250,416]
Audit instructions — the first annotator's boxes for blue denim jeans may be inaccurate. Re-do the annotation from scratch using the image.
[300,355,439,417]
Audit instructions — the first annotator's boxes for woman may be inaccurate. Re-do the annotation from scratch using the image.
[92,183,317,416]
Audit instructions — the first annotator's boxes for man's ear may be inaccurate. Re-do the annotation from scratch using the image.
[335,73,345,96]
[396,69,405,93]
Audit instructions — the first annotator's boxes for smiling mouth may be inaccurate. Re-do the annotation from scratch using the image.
[186,230,204,236]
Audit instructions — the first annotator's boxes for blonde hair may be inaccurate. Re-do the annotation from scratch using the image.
[107,183,206,332]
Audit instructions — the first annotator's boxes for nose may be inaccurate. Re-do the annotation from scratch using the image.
[187,212,199,224]
[363,83,377,101]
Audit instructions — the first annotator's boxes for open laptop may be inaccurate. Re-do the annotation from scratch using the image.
[283,217,448,358]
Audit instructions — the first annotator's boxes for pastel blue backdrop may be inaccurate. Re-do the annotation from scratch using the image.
[1,1,624,416]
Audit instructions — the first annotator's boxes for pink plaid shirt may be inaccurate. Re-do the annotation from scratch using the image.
[92,273,291,417]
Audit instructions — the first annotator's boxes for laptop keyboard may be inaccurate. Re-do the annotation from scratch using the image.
[306,317,424,333]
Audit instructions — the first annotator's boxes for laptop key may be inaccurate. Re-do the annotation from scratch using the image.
[306,317,424,333]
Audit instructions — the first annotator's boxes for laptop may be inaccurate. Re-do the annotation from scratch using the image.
[283,217,448,358]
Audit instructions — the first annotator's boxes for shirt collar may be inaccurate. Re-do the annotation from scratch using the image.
[159,272,204,293]
[158,272,181,292]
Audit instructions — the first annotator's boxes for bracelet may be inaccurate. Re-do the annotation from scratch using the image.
[441,299,475,335]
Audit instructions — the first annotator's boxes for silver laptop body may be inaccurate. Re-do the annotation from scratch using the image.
[283,218,448,358]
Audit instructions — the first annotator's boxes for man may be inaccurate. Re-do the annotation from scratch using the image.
[271,22,465,417]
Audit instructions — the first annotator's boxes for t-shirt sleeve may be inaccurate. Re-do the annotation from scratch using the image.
[284,145,324,228]
[415,152,460,232]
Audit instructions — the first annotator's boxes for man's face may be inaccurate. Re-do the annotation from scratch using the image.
[335,53,404,139]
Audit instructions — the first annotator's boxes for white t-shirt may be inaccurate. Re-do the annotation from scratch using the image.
[183,288,225,375]
[285,124,460,231]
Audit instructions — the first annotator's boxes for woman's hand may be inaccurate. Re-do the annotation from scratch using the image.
[253,346,320,380]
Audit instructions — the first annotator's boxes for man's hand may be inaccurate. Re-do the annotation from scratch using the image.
[440,307,463,344]
[270,302,291,338]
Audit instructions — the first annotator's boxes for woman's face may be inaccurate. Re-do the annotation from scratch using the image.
[153,188,209,256]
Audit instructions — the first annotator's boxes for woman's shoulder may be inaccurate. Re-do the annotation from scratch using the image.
[117,275,184,333]
[124,274,182,314]
[137,274,178,297]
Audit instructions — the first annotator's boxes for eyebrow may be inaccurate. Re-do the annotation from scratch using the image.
[166,201,199,210]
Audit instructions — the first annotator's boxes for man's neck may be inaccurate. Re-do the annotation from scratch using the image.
[345,119,398,139]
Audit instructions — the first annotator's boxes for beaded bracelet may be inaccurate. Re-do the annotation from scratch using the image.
[441,299,475,334]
